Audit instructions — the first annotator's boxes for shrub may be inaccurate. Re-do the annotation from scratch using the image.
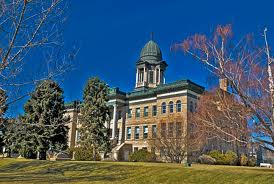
[223,151,237,165]
[208,150,238,165]
[247,157,256,167]
[72,146,101,161]
[129,149,156,162]
[208,150,225,164]
[198,154,216,165]
[240,154,248,166]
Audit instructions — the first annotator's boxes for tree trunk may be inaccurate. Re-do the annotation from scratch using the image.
[93,146,96,161]
[37,151,40,160]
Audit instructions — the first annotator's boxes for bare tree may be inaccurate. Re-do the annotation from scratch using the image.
[173,25,274,151]
[149,115,205,163]
[190,88,250,158]
[0,0,76,115]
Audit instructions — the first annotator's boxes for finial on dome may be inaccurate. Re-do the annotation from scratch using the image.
[150,32,154,41]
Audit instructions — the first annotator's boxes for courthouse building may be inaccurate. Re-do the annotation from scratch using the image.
[65,38,205,161]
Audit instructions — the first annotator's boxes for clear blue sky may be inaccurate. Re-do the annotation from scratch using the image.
[10,0,274,116]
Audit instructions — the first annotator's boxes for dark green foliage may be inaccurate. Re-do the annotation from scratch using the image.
[129,150,156,162]
[72,146,101,161]
[5,80,69,159]
[208,150,237,165]
[79,77,110,160]
[198,154,216,165]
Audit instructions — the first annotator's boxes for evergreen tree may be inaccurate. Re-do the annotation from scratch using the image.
[0,88,7,152]
[21,80,69,159]
[79,77,110,160]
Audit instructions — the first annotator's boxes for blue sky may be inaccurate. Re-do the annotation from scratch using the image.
[10,0,274,115]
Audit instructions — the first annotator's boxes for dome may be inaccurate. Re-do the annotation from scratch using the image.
[139,40,162,63]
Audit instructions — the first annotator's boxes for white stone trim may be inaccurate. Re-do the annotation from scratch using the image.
[157,90,199,98]
[129,97,157,104]
[108,99,126,104]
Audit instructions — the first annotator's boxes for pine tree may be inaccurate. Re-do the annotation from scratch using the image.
[79,77,110,160]
[0,88,7,152]
[21,80,69,159]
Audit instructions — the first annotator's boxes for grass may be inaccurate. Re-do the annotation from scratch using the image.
[0,159,273,184]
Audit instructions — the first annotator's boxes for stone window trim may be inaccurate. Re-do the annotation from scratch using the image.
[126,127,132,140]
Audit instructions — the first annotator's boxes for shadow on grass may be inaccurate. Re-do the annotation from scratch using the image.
[0,160,135,183]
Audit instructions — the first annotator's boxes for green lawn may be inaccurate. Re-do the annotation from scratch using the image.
[0,159,273,184]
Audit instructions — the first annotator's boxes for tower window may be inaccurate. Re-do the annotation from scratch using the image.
[149,71,154,83]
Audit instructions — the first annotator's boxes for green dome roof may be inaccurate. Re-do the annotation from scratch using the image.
[140,40,162,63]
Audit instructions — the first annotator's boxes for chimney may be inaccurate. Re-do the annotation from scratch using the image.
[219,78,228,92]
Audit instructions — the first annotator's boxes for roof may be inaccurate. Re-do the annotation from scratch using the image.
[138,40,163,64]
[65,80,204,107]
[107,79,204,101]
[127,80,204,100]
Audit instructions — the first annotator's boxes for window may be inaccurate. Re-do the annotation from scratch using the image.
[152,125,157,138]
[161,102,166,114]
[161,123,166,137]
[136,108,140,118]
[169,101,174,113]
[176,122,182,137]
[135,126,140,139]
[127,127,131,139]
[143,125,148,139]
[142,147,148,151]
[168,123,174,137]
[152,105,157,116]
[149,71,154,83]
[190,101,193,112]
[144,106,149,117]
[134,147,138,152]
[128,109,132,118]
[176,100,182,112]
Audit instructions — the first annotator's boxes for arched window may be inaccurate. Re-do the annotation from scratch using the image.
[161,102,166,114]
[190,101,193,113]
[169,101,174,113]
[176,100,182,112]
